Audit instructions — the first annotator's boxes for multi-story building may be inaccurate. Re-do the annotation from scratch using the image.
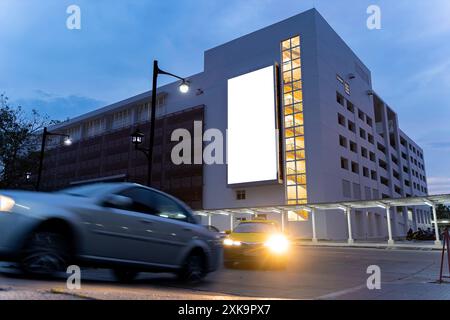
[41,9,432,240]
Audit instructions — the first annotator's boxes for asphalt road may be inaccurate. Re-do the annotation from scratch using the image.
[0,247,448,300]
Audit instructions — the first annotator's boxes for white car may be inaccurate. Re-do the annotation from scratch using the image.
[0,183,222,282]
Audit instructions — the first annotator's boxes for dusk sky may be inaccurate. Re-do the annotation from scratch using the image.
[1,0,449,194]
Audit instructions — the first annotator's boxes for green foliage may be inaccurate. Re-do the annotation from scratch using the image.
[436,204,450,220]
[0,94,51,189]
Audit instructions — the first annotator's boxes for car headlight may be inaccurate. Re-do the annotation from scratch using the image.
[0,195,15,212]
[264,234,289,254]
[223,238,241,246]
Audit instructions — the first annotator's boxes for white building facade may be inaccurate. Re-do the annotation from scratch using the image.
[49,9,432,241]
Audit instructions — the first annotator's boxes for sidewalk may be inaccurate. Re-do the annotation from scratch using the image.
[295,239,442,251]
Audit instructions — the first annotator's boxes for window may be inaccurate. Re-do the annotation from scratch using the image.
[137,103,150,122]
[373,189,379,199]
[380,176,390,187]
[351,162,359,174]
[359,128,366,140]
[361,147,368,158]
[403,166,409,174]
[112,109,132,129]
[336,75,344,84]
[353,183,361,199]
[369,152,376,162]
[86,118,105,137]
[366,116,373,127]
[348,120,356,133]
[282,35,307,205]
[400,137,407,147]
[342,180,351,198]
[344,82,351,95]
[336,92,345,106]
[371,170,378,181]
[405,180,410,187]
[338,113,346,126]
[66,126,81,142]
[358,110,365,121]
[116,187,193,223]
[350,141,357,153]
[379,159,388,170]
[368,134,374,144]
[391,155,399,165]
[393,170,400,180]
[339,135,348,148]
[341,157,349,170]
[347,101,355,113]
[236,190,246,200]
[377,143,386,154]
[402,152,407,160]
[365,186,372,200]
[363,167,370,178]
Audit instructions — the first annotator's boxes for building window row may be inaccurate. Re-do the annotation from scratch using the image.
[340,157,378,181]
[339,136,377,163]
[337,112,374,145]
[343,179,380,200]
[336,92,373,128]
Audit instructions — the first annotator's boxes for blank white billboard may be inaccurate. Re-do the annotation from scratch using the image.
[227,65,279,185]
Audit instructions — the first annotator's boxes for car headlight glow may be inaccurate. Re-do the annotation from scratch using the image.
[264,234,289,254]
[223,238,241,246]
[0,195,15,212]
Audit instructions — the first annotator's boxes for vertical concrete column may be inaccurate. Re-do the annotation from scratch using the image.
[346,208,354,244]
[229,213,234,231]
[311,209,318,243]
[281,210,285,233]
[208,214,212,227]
[432,205,442,246]
[386,206,394,245]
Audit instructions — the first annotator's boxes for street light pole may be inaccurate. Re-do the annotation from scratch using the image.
[148,60,159,187]
[141,60,189,187]
[36,127,48,191]
[36,127,72,191]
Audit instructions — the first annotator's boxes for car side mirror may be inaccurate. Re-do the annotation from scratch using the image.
[103,195,133,208]
[225,230,232,235]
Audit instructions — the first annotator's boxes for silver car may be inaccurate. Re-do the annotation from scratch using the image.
[0,183,222,282]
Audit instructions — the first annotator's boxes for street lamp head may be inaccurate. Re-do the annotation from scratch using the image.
[25,172,31,181]
[63,137,73,146]
[179,80,190,94]
[131,129,144,146]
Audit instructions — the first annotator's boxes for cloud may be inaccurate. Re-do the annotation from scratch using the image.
[427,177,450,195]
[13,92,105,122]
[410,59,450,87]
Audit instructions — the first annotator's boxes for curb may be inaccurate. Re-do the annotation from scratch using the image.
[294,242,441,251]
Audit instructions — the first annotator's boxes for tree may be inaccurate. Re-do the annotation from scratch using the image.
[436,204,450,220]
[0,94,53,189]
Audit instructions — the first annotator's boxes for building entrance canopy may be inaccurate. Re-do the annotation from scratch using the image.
[196,194,450,246]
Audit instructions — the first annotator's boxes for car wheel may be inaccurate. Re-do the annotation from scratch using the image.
[21,231,71,276]
[113,269,139,283]
[178,252,206,283]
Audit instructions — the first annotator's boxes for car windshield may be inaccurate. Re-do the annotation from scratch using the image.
[58,184,111,197]
[233,222,278,233]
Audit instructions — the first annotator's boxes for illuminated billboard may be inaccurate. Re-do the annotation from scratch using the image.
[227,65,279,186]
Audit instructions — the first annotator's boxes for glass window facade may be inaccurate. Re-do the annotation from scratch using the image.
[281,36,308,205]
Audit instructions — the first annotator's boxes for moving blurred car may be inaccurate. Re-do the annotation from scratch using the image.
[204,225,227,240]
[223,219,289,269]
[0,183,222,282]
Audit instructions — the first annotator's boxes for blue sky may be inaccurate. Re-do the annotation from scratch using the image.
[1,0,450,194]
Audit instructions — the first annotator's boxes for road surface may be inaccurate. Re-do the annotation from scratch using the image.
[0,247,448,300]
